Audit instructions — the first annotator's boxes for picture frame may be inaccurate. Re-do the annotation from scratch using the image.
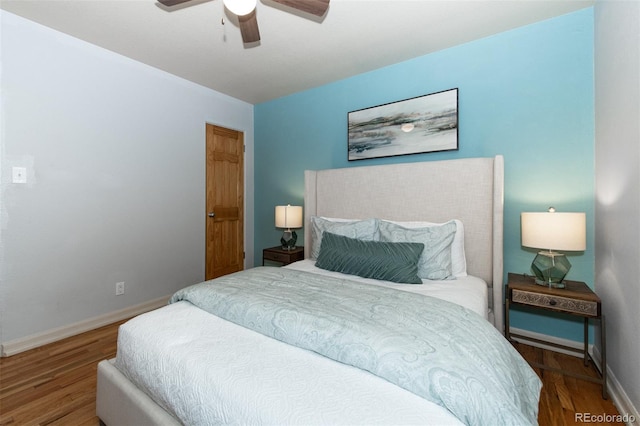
[348,88,458,161]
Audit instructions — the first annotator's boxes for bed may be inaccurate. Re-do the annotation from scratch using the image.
[96,155,542,425]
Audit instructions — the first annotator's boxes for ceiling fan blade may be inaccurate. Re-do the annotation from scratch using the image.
[271,0,329,17]
[157,0,193,6]
[238,9,260,43]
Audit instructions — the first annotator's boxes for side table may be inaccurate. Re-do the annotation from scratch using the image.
[262,246,304,266]
[505,272,607,399]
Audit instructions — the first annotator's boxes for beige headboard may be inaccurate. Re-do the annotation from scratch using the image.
[304,156,504,332]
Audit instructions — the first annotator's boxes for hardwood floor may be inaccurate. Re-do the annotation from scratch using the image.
[514,342,621,426]
[0,320,128,426]
[0,321,621,426]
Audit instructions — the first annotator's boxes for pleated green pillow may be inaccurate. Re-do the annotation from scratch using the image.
[316,232,424,284]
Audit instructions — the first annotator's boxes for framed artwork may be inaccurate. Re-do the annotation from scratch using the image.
[348,88,458,161]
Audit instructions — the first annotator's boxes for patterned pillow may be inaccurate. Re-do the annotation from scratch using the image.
[315,232,424,284]
[310,217,379,259]
[378,220,456,280]
[382,219,467,277]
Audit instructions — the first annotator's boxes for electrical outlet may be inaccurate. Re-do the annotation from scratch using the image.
[115,282,125,296]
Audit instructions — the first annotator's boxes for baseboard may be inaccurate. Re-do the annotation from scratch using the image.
[509,326,585,357]
[591,346,640,426]
[512,327,639,426]
[1,296,170,357]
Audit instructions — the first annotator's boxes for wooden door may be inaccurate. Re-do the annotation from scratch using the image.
[205,124,244,280]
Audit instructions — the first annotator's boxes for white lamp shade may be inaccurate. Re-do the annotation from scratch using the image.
[222,0,257,16]
[521,211,586,251]
[275,205,303,229]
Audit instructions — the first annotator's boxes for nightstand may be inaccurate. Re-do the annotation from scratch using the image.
[505,272,607,399]
[262,246,304,266]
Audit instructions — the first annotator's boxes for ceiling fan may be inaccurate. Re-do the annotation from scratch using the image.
[157,0,330,44]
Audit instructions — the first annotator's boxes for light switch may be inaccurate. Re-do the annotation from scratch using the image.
[12,167,27,183]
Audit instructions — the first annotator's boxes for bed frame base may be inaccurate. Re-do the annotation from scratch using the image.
[96,359,181,425]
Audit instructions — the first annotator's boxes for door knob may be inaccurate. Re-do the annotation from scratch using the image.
[208,212,215,218]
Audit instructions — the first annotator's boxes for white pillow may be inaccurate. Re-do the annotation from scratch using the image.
[381,219,467,277]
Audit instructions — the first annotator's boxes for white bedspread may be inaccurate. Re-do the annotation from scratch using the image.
[115,265,489,425]
[287,259,489,318]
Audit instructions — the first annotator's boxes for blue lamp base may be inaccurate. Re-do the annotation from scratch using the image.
[280,229,298,251]
[531,251,571,288]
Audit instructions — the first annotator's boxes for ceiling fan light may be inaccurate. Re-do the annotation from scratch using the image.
[223,0,257,16]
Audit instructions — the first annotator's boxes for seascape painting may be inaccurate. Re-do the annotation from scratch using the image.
[348,88,458,161]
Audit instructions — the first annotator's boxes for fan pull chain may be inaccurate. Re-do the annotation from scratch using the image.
[221,17,227,42]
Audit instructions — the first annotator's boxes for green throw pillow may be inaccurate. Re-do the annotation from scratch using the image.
[316,232,424,284]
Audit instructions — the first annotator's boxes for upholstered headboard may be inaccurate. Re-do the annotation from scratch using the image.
[304,156,504,332]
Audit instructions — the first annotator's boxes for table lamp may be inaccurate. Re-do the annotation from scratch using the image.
[275,205,303,250]
[521,207,586,288]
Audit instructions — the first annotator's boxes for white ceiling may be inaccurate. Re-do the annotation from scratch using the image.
[1,0,594,104]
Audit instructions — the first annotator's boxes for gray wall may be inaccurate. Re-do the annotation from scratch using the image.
[594,0,640,417]
[0,11,254,343]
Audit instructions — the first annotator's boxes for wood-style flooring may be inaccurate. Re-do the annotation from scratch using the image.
[514,342,621,425]
[0,320,128,426]
[0,320,621,425]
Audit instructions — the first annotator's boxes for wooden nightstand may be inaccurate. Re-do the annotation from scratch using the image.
[505,272,607,399]
[262,246,304,266]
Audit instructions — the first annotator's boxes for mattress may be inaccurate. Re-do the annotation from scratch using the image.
[114,265,490,425]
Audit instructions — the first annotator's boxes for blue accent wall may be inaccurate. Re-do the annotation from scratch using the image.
[255,8,594,341]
